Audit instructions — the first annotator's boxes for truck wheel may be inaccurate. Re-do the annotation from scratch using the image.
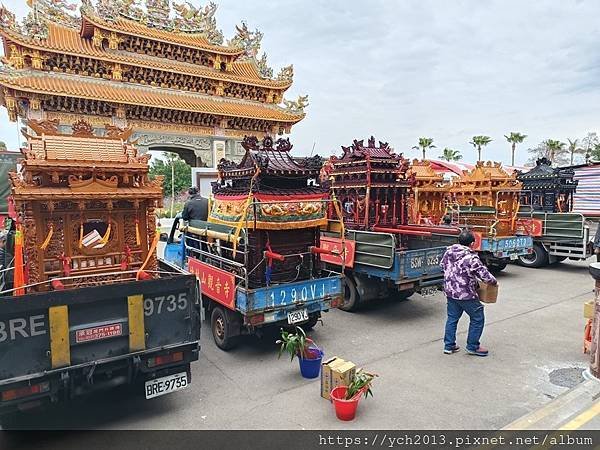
[211,306,238,351]
[518,243,548,268]
[488,261,507,273]
[398,289,415,301]
[339,276,360,312]
[301,315,320,331]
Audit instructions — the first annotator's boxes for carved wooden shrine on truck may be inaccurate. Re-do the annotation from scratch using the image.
[9,119,163,291]
[328,137,411,230]
[517,157,578,213]
[209,135,327,287]
[449,161,523,236]
[407,159,448,225]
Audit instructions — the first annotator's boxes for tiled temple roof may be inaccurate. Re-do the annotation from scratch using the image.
[0,70,304,122]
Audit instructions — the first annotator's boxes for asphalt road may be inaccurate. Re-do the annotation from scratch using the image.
[1,258,593,430]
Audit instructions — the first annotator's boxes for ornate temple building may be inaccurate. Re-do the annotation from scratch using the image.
[0,0,306,191]
[517,157,578,212]
[9,119,163,291]
[328,137,411,230]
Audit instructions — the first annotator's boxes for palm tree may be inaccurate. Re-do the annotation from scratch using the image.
[469,135,493,162]
[439,148,462,162]
[545,139,566,165]
[412,137,436,160]
[504,132,527,166]
[566,138,583,165]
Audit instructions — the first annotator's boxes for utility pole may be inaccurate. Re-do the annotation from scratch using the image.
[170,156,175,218]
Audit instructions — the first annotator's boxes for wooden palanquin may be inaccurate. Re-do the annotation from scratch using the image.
[9,119,163,291]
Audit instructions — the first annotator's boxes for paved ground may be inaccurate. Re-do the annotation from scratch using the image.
[1,258,594,430]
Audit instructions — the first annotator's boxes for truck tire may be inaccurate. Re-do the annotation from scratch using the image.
[211,306,239,351]
[301,315,320,331]
[398,289,415,301]
[488,261,507,273]
[518,243,548,268]
[339,276,360,312]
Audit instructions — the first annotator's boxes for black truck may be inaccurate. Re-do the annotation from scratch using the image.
[0,265,200,415]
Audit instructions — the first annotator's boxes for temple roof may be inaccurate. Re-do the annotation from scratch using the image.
[408,159,445,183]
[335,136,400,163]
[11,119,162,199]
[517,157,578,190]
[218,135,322,177]
[80,12,241,55]
[451,161,521,191]
[0,70,304,123]
[0,22,292,89]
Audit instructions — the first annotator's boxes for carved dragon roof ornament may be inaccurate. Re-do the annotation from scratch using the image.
[283,95,309,112]
[256,52,273,79]
[0,6,20,33]
[228,21,263,59]
[84,0,224,44]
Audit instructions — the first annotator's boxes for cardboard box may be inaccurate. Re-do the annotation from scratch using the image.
[321,357,356,400]
[584,300,595,319]
[478,281,498,304]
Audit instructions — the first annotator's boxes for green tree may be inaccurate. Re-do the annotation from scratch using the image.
[504,132,527,166]
[582,132,599,162]
[590,143,600,162]
[542,140,567,165]
[438,147,462,162]
[566,138,584,165]
[149,152,192,197]
[469,135,493,162]
[0,141,6,152]
[412,137,436,160]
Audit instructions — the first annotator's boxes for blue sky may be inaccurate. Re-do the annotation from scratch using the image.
[1,0,600,165]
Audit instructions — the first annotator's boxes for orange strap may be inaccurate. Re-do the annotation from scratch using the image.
[40,224,54,251]
[136,229,159,280]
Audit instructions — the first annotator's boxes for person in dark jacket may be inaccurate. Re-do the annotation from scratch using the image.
[441,230,497,357]
[182,187,209,222]
[594,223,600,262]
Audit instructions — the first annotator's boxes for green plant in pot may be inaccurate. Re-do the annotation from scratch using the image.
[276,326,320,360]
[346,369,378,400]
[276,326,323,379]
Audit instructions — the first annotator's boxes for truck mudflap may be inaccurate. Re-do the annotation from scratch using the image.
[474,235,533,259]
[0,274,200,411]
[236,276,344,325]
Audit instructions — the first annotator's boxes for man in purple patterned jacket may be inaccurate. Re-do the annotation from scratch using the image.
[441,230,497,357]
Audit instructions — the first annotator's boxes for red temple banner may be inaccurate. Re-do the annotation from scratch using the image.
[188,258,236,310]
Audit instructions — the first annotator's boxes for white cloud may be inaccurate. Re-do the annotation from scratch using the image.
[1,0,599,165]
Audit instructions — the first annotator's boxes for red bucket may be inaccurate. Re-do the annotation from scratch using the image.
[330,386,361,421]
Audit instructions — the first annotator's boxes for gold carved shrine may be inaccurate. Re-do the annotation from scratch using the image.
[9,119,163,291]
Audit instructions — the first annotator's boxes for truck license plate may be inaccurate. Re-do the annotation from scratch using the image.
[145,372,188,399]
[287,309,308,324]
[420,286,438,297]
